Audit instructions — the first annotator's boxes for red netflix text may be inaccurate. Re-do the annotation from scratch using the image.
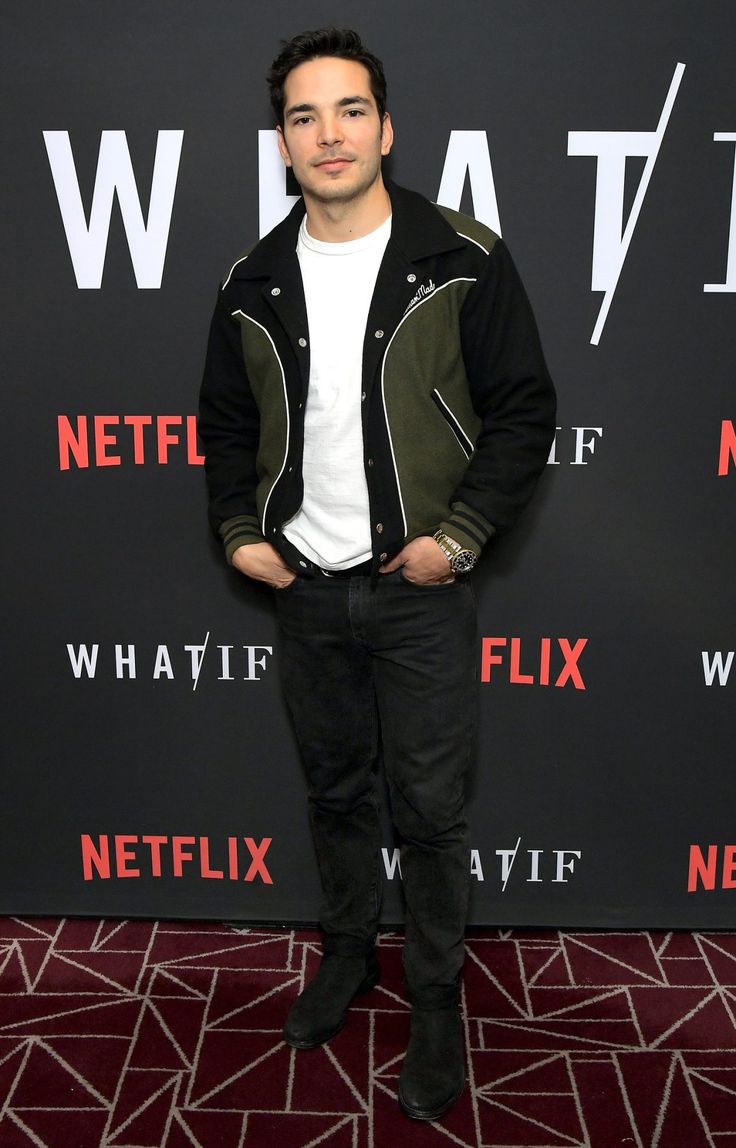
[80,834,273,884]
[688,844,736,892]
[719,420,736,475]
[480,637,588,690]
[58,415,204,469]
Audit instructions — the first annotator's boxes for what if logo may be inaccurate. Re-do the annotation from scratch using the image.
[547,427,603,466]
[43,129,183,288]
[569,65,736,341]
[66,636,273,690]
[701,650,734,687]
[568,64,686,343]
[381,841,582,889]
[44,67,736,332]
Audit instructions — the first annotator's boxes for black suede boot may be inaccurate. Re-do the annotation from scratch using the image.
[282,951,380,1049]
[398,1005,465,1120]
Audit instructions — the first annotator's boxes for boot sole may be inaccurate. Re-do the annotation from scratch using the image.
[283,967,380,1050]
[398,1077,465,1122]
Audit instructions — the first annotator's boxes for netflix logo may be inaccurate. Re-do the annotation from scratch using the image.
[81,834,273,884]
[480,637,588,690]
[58,414,204,470]
[719,420,736,475]
[688,845,736,892]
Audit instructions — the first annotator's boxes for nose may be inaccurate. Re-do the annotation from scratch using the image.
[318,116,343,148]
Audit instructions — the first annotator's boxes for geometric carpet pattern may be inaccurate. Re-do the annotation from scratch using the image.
[1,920,736,1147]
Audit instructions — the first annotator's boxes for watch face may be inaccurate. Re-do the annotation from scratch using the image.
[453,550,477,573]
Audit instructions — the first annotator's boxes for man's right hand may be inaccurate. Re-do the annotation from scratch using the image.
[231,542,297,589]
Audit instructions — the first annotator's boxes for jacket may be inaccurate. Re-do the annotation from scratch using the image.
[198,181,556,572]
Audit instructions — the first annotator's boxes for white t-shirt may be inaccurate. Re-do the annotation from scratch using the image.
[283,214,392,570]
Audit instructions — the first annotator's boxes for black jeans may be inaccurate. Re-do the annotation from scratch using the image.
[274,568,478,1008]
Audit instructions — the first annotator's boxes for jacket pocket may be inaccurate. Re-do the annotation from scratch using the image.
[431,389,474,460]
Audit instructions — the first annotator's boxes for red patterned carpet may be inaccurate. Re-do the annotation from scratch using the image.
[1,920,736,1146]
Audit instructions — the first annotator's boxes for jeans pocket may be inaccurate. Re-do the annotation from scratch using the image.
[275,575,300,594]
[399,571,456,588]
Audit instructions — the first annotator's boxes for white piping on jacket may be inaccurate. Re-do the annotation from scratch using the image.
[432,388,474,458]
[456,230,490,256]
[380,278,477,535]
[223,254,249,290]
[231,309,290,532]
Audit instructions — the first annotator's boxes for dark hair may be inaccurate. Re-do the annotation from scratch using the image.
[267,27,387,128]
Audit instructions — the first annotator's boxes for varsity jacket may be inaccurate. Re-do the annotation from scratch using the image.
[198,181,556,573]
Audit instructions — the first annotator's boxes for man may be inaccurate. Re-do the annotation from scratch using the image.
[199,27,555,1121]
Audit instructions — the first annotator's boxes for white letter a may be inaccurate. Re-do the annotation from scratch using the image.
[437,131,501,234]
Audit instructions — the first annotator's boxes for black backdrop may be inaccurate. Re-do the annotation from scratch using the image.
[3,0,735,926]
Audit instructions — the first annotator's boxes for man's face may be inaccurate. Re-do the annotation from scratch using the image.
[276,56,393,210]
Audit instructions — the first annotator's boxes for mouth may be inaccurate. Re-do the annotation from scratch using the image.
[314,157,354,172]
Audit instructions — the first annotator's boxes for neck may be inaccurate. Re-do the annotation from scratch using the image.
[303,179,391,242]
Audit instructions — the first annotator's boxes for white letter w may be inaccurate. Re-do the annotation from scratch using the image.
[43,129,183,289]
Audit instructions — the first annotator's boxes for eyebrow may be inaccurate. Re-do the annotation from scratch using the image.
[285,95,373,118]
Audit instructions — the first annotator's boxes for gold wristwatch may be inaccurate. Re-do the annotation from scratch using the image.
[433,530,477,573]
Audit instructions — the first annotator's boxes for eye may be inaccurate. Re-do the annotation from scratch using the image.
[345,108,365,117]
[292,116,312,126]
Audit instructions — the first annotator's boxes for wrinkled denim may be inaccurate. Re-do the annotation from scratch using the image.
[274,568,477,1007]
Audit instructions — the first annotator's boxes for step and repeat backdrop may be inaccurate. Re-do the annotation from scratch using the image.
[3,0,734,927]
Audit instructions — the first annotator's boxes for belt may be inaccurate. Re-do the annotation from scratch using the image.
[318,559,373,579]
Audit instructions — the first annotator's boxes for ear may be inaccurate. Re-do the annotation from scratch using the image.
[380,112,394,157]
[276,125,292,168]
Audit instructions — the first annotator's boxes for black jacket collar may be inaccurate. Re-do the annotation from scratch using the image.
[233,181,465,281]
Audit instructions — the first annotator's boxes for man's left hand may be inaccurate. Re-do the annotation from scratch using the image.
[379,536,454,584]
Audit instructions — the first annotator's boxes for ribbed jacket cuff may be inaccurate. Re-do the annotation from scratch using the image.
[219,515,265,563]
[440,501,496,555]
